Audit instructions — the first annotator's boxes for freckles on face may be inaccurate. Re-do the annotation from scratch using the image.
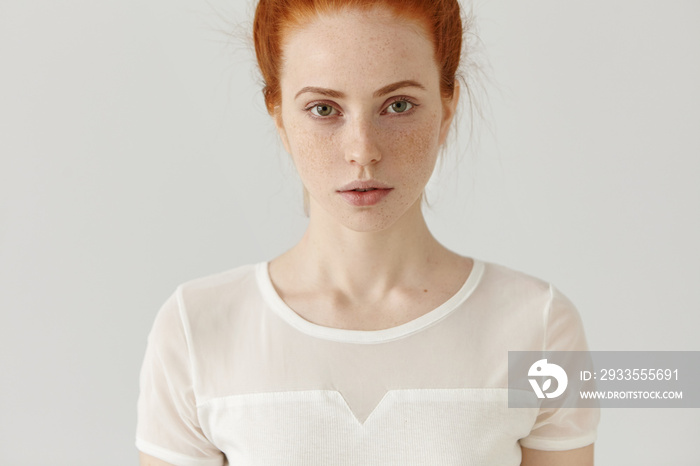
[396,108,442,171]
[275,8,450,230]
[285,121,338,192]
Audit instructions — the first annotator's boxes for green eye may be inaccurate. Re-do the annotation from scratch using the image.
[388,100,413,113]
[313,104,335,117]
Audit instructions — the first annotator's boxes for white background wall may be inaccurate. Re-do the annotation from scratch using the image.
[1,0,698,464]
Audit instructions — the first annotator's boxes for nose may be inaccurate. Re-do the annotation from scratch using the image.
[344,117,382,166]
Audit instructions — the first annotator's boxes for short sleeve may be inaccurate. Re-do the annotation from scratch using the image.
[519,285,600,451]
[136,289,225,466]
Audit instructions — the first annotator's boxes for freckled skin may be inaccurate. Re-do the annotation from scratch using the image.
[274,7,455,233]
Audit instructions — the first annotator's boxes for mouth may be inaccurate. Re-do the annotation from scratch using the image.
[337,187,393,207]
[337,180,392,192]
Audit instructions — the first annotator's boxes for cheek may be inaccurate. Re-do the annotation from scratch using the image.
[389,117,441,181]
[286,123,340,188]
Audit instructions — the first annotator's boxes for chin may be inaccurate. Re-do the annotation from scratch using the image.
[309,193,421,233]
[334,205,416,234]
[341,218,396,233]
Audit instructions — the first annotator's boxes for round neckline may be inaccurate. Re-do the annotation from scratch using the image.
[255,258,485,344]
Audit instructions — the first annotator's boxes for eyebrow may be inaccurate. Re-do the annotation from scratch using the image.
[294,80,426,100]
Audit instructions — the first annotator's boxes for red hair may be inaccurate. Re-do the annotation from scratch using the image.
[253,0,464,114]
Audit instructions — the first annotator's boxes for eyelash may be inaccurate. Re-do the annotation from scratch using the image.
[383,97,418,115]
[303,97,419,119]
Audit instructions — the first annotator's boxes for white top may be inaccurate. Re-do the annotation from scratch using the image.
[136,259,599,465]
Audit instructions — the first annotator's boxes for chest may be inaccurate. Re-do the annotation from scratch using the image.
[198,389,535,466]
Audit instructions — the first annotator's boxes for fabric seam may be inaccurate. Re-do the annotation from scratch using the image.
[257,258,485,344]
[519,430,597,449]
[176,286,203,409]
[542,283,554,352]
[136,437,223,466]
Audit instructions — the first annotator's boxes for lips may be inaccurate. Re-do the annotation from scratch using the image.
[337,180,393,206]
[337,180,392,192]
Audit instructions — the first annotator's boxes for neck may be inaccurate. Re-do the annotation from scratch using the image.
[278,198,448,299]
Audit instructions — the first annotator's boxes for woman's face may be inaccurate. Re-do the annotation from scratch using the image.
[275,7,457,232]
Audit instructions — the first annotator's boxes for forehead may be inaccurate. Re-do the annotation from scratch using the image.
[279,8,439,95]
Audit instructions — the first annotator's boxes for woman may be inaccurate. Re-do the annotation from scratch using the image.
[137,0,599,464]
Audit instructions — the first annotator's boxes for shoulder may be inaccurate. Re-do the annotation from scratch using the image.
[477,259,581,319]
[476,259,554,307]
[178,262,260,299]
[152,263,264,338]
[470,259,589,350]
[174,262,262,314]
